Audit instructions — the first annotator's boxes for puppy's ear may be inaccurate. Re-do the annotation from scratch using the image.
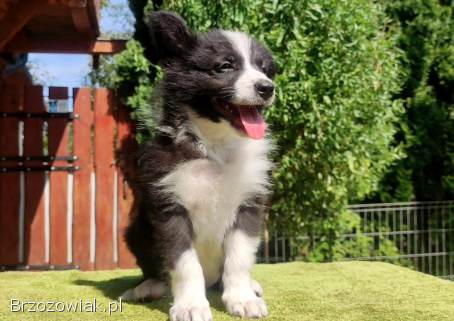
[144,11,195,64]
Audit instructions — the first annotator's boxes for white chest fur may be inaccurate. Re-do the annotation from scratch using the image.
[158,116,272,285]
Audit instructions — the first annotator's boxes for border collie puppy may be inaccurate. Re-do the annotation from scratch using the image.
[121,11,276,321]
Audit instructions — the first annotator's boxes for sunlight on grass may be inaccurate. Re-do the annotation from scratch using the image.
[1,262,454,321]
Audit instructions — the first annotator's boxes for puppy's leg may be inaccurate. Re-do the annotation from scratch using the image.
[170,248,212,321]
[250,278,264,297]
[222,229,268,318]
[120,279,167,301]
[156,209,211,321]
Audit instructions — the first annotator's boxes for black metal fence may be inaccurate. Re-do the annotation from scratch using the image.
[259,201,454,280]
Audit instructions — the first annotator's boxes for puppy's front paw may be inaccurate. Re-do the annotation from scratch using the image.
[223,289,268,318]
[170,300,212,321]
[250,279,264,297]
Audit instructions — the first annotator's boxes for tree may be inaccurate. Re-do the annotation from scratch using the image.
[371,0,454,202]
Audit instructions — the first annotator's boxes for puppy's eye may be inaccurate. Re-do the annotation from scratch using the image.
[215,62,234,73]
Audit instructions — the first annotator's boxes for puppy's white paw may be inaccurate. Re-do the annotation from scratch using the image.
[225,297,268,318]
[170,300,212,321]
[119,288,136,301]
[250,279,264,297]
[223,288,268,318]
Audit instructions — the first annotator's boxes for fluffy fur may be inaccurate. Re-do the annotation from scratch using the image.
[121,11,277,321]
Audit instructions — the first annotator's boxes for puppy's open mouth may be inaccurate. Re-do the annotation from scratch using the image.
[214,101,267,140]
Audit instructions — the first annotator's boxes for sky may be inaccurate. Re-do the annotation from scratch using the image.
[27,0,134,88]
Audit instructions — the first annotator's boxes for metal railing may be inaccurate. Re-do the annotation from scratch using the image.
[259,201,454,280]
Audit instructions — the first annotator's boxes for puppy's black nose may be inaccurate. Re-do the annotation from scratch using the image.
[254,80,275,100]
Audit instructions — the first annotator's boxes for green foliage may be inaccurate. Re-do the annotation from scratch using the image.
[305,210,409,266]
[161,0,404,261]
[94,40,162,140]
[104,0,404,261]
[371,0,454,202]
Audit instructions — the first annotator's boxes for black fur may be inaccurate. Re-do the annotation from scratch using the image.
[126,134,202,280]
[235,196,268,237]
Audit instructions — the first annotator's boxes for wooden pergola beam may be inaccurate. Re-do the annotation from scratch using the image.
[3,35,127,54]
[68,0,98,37]
[0,0,49,50]
[91,40,127,54]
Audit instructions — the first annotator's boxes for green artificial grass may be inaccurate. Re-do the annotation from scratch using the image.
[1,262,454,321]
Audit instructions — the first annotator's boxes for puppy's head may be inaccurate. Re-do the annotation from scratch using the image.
[145,11,276,140]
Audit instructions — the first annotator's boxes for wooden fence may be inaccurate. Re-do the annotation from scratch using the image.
[0,84,137,270]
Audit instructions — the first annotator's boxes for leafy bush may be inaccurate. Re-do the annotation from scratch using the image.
[371,0,454,202]
[102,0,404,261]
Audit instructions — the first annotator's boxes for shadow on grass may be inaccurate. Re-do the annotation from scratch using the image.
[73,276,226,318]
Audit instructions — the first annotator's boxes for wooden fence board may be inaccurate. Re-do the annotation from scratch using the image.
[0,84,21,265]
[72,87,94,270]
[94,88,116,270]
[116,105,137,268]
[47,86,69,266]
[0,85,138,270]
[23,86,46,265]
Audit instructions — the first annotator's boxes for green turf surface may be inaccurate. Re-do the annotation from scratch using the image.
[1,261,453,321]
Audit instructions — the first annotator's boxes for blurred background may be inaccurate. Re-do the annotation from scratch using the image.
[2,0,454,279]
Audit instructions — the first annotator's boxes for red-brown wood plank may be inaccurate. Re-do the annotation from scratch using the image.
[23,86,46,265]
[116,104,137,269]
[47,87,69,266]
[0,0,48,50]
[72,87,94,270]
[0,84,22,265]
[94,88,116,270]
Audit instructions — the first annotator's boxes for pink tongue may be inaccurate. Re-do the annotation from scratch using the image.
[238,106,266,139]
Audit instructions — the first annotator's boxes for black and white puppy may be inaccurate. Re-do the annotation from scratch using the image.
[121,11,276,321]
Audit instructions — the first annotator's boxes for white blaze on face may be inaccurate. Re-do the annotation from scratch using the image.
[222,31,273,105]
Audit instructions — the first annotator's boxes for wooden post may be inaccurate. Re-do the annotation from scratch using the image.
[23,86,46,265]
[47,87,70,266]
[0,84,22,265]
[94,88,116,270]
[72,87,94,270]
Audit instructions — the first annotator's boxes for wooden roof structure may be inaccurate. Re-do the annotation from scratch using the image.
[0,0,125,54]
